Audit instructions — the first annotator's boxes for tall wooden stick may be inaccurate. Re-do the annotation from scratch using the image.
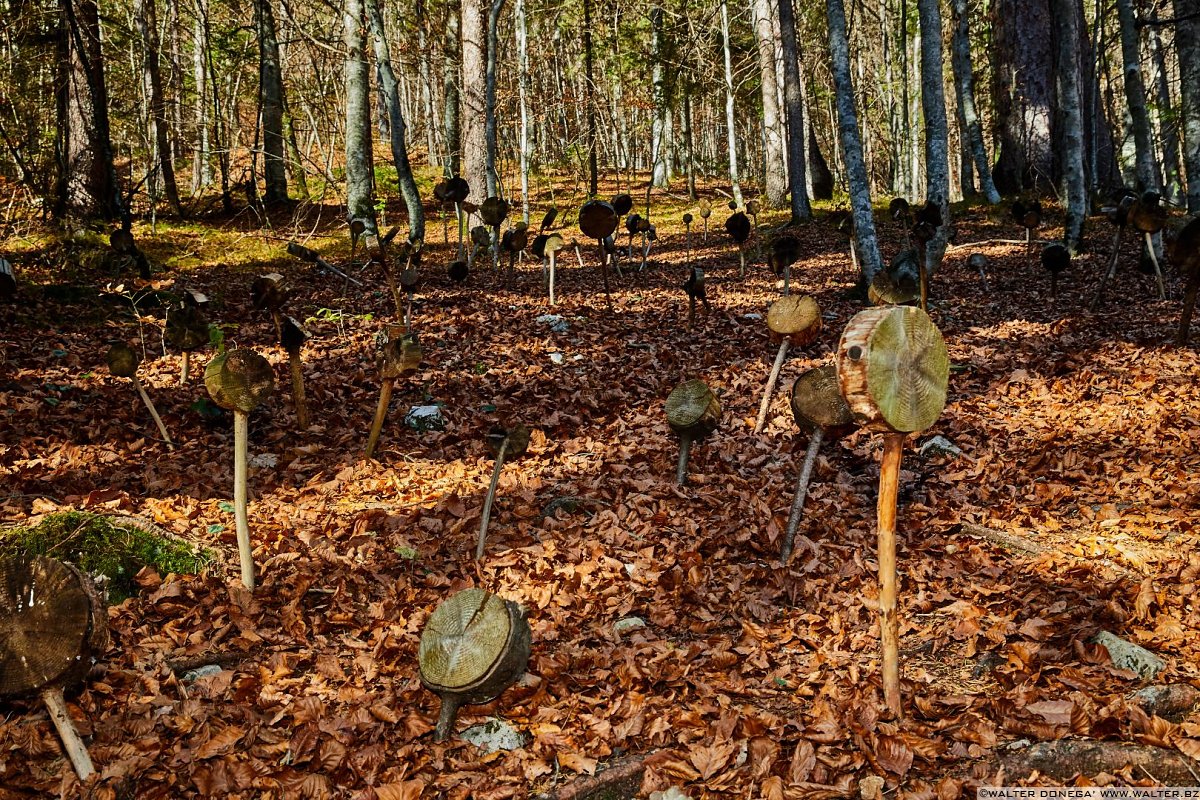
[365,378,395,460]
[753,341,791,434]
[780,427,823,562]
[288,350,309,429]
[1090,227,1124,311]
[676,433,692,486]
[877,432,905,716]
[548,250,557,305]
[41,688,95,780]
[1144,231,1166,300]
[181,350,191,383]
[132,377,174,450]
[476,439,509,559]
[233,410,255,590]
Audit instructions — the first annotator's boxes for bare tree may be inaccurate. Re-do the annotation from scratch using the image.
[917,0,950,270]
[1115,0,1160,192]
[1176,0,1200,213]
[719,0,742,206]
[1053,0,1086,251]
[343,0,375,228]
[461,0,487,195]
[751,0,785,205]
[949,0,999,204]
[255,0,287,205]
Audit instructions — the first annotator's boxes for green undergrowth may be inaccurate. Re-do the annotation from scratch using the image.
[0,511,214,602]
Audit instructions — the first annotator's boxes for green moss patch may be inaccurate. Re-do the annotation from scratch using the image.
[0,512,214,602]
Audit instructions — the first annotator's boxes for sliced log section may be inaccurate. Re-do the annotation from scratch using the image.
[1,556,109,780]
[579,200,619,310]
[106,342,174,450]
[365,326,422,461]
[836,306,948,717]
[205,349,275,590]
[754,295,820,434]
[477,424,531,559]
[419,588,532,742]
[781,366,855,562]
[666,379,721,486]
[165,303,209,382]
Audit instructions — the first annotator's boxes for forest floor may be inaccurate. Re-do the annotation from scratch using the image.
[1,179,1199,799]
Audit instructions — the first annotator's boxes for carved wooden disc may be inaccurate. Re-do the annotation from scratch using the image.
[419,589,511,692]
[790,365,854,433]
[205,349,275,414]
[578,200,618,240]
[766,295,820,344]
[665,379,721,435]
[836,306,948,433]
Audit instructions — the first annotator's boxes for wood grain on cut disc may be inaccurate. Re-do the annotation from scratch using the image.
[838,306,948,433]
[868,270,919,307]
[419,589,511,692]
[665,379,720,432]
[790,366,853,431]
[578,200,619,240]
[766,295,820,338]
[205,349,275,413]
[0,557,91,696]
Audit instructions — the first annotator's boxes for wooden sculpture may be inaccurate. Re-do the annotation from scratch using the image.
[365,326,422,460]
[476,425,531,559]
[666,379,721,486]
[753,295,821,434]
[280,316,310,429]
[106,342,174,450]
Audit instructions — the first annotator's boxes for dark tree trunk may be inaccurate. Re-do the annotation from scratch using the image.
[778,0,812,220]
[443,4,461,176]
[917,0,951,270]
[583,0,597,195]
[1176,0,1200,213]
[256,0,287,204]
[1115,0,1160,192]
[136,0,182,214]
[992,0,1055,193]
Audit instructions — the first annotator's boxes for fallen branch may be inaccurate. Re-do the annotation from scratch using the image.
[535,751,666,800]
[952,522,1139,578]
[998,739,1200,785]
[946,238,1041,252]
[286,241,364,286]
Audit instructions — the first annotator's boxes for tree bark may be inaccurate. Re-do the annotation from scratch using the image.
[461,0,486,197]
[1115,0,1160,192]
[515,0,531,219]
[583,0,598,195]
[484,0,506,197]
[1175,0,1200,213]
[255,0,287,205]
[949,0,1000,203]
[1052,0,1086,252]
[752,0,786,206]
[364,0,424,244]
[777,0,812,219]
[917,0,950,273]
[651,3,673,189]
[719,0,742,206]
[343,0,375,228]
[827,0,884,282]
[444,3,461,176]
[1147,24,1183,203]
[136,0,182,215]
[992,0,1055,192]
[191,0,211,192]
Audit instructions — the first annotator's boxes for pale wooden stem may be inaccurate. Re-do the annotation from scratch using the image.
[685,225,691,265]
[132,377,174,450]
[405,292,414,332]
[640,238,650,272]
[781,427,823,563]
[433,693,464,742]
[784,266,791,297]
[1145,232,1166,300]
[455,203,464,260]
[1090,226,1123,311]
[703,218,708,243]
[676,432,692,486]
[288,349,308,429]
[849,241,860,275]
[271,310,282,343]
[181,350,191,383]
[574,245,585,267]
[753,341,791,434]
[1026,226,1032,255]
[365,378,395,461]
[41,687,94,781]
[476,440,509,559]
[738,247,745,279]
[492,227,500,273]
[234,410,255,590]
[549,251,557,305]
[599,244,613,311]
[877,432,905,717]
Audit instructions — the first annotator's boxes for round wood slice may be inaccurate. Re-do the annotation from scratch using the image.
[205,349,275,414]
[379,330,422,379]
[725,212,751,244]
[106,342,140,379]
[665,379,721,436]
[419,588,532,702]
[480,197,509,227]
[250,273,288,311]
[836,306,948,434]
[611,194,633,217]
[578,200,618,240]
[280,316,309,351]
[487,425,530,459]
[766,295,820,345]
[698,199,712,219]
[868,270,919,307]
[166,304,209,351]
[790,365,854,436]
[445,177,470,203]
[1,556,108,697]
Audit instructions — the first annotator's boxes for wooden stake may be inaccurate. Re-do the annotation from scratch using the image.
[1145,231,1166,300]
[549,250,557,305]
[433,694,465,742]
[780,426,823,563]
[1178,267,1200,345]
[476,439,509,559]
[783,266,791,297]
[233,409,255,590]
[132,377,174,450]
[1090,227,1123,311]
[738,247,745,279]
[599,243,613,311]
[365,378,395,461]
[41,687,94,781]
[753,341,791,434]
[877,431,905,717]
[181,350,191,383]
[288,349,309,429]
[676,432,692,486]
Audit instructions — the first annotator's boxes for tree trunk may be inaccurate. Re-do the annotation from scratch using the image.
[1179,0,1200,213]
[484,0,506,197]
[364,0,424,244]
[950,0,1000,203]
[683,86,697,200]
[515,0,531,219]
[651,4,672,189]
[992,0,1054,193]
[828,0,884,282]
[256,0,287,205]
[1147,25,1182,203]
[719,0,742,206]
[583,0,598,195]
[136,0,182,215]
[917,0,950,272]
[58,0,122,219]
[444,3,461,176]
[191,0,211,193]
[777,0,811,220]
[417,0,440,168]
[461,0,486,197]
[1115,0,1160,192]
[343,0,375,228]
[752,0,786,206]
[1052,0,1086,252]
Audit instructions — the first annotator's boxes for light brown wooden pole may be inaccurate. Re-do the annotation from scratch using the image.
[753,341,791,434]
[288,349,309,429]
[781,426,824,562]
[132,377,174,450]
[1090,227,1123,311]
[41,687,95,780]
[365,378,395,461]
[549,250,557,305]
[676,432,692,486]
[877,431,905,716]
[1145,232,1166,300]
[477,439,509,559]
[181,350,191,383]
[233,409,255,590]
[738,246,745,279]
